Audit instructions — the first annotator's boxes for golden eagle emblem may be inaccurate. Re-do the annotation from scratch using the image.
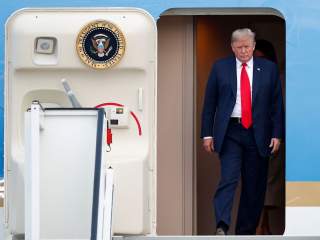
[76,20,126,69]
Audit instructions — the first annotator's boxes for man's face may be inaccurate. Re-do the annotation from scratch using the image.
[231,36,255,63]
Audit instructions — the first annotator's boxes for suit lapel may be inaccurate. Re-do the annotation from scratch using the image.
[230,57,237,99]
[252,58,261,105]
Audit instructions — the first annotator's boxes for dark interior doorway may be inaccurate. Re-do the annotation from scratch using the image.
[196,14,285,235]
[157,12,285,235]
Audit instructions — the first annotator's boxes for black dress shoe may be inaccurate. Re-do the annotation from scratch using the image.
[216,227,226,235]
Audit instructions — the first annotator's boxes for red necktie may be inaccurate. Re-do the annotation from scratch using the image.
[241,63,252,129]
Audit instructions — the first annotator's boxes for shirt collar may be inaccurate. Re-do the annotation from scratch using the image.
[236,57,253,68]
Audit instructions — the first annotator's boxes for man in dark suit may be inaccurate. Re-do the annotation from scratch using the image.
[201,28,283,235]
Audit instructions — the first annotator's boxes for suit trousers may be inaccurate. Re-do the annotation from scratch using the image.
[214,120,269,235]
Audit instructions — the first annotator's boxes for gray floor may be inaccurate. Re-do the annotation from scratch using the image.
[1,209,319,240]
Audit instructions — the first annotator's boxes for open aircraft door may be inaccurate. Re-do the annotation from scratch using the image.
[5,8,157,238]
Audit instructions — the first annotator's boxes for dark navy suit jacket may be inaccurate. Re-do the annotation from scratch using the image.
[201,56,283,157]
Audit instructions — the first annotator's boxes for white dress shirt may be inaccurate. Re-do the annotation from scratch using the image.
[204,57,253,139]
[231,57,253,117]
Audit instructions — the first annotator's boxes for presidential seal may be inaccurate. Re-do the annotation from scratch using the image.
[76,20,126,69]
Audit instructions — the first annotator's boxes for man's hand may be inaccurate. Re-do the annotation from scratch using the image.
[269,138,281,154]
[203,138,214,153]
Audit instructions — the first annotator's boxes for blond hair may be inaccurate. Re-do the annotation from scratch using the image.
[231,28,255,43]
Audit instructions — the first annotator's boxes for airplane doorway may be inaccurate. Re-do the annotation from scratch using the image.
[157,11,285,235]
[196,14,285,235]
